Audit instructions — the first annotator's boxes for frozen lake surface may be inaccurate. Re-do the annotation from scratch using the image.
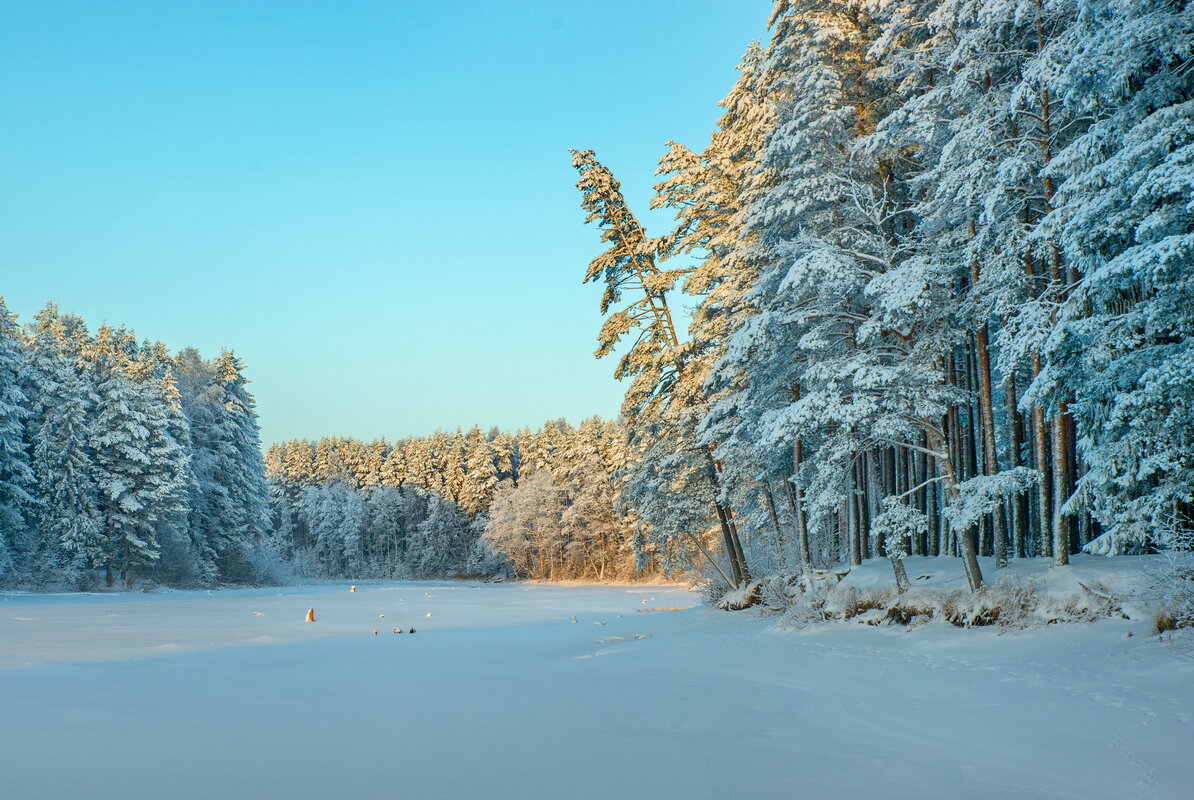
[1,580,1191,799]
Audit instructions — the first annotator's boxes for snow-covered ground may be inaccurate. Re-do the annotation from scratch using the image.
[1,576,1191,800]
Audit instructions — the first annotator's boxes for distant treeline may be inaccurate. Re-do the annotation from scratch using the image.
[0,299,272,589]
[264,417,656,582]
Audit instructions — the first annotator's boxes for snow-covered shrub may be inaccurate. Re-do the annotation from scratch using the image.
[779,580,834,627]
[1050,581,1120,625]
[939,577,1123,629]
[772,565,1130,630]
[942,581,1041,628]
[1154,536,1194,635]
[756,573,802,612]
[696,571,728,606]
[884,597,937,628]
[1163,566,1194,632]
[839,588,894,621]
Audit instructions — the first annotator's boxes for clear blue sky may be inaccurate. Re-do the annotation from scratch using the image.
[1,1,767,444]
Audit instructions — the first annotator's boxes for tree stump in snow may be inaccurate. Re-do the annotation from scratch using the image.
[305,608,315,622]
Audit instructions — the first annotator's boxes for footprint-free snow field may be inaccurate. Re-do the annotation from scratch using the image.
[1,582,1191,800]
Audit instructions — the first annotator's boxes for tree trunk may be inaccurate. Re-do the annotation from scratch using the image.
[890,553,911,593]
[974,323,1007,567]
[704,450,747,586]
[782,475,812,571]
[1005,371,1030,558]
[1031,355,1053,558]
[912,447,927,555]
[848,482,862,567]
[1052,404,1073,565]
[927,459,941,556]
[858,457,872,560]
[728,515,750,583]
[1034,26,1079,567]
[928,426,985,591]
[782,386,812,570]
[867,450,882,557]
[761,483,786,564]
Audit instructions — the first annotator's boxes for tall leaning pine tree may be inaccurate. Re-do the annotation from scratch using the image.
[569,149,750,587]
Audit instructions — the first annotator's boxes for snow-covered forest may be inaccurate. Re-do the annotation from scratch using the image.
[561,0,1194,616]
[0,300,272,589]
[6,4,1194,798]
[174,0,1194,622]
[263,417,652,581]
[3,0,1191,627]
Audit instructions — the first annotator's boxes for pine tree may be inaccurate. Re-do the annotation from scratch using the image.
[0,298,34,580]
[365,485,411,575]
[652,40,774,409]
[211,351,271,580]
[145,370,198,585]
[442,429,468,507]
[460,426,498,515]
[31,350,102,582]
[570,148,750,586]
[407,494,473,578]
[91,335,160,584]
[380,439,408,488]
[1037,0,1194,552]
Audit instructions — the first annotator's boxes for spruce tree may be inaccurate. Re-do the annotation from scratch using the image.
[91,340,160,584]
[32,352,102,582]
[0,298,34,580]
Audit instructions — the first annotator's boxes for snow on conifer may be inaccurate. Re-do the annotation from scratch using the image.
[0,298,34,578]
[0,301,272,589]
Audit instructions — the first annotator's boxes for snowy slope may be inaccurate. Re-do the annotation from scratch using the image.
[1,581,1191,800]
